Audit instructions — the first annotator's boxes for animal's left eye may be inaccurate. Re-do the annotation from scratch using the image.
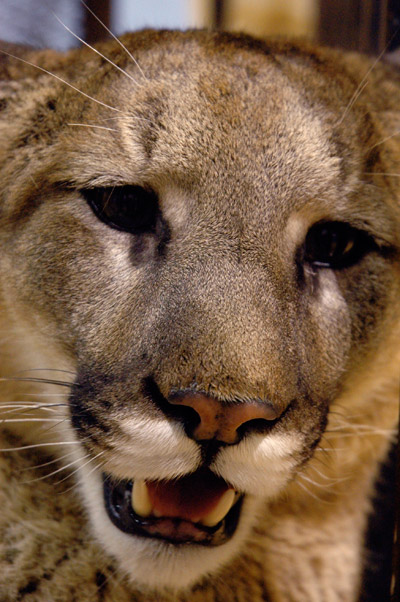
[304,221,375,269]
[82,185,159,234]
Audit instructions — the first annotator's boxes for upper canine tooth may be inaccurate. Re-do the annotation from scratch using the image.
[201,489,236,527]
[131,480,153,517]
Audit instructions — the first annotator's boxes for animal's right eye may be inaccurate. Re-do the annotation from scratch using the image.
[303,221,376,269]
[82,185,159,234]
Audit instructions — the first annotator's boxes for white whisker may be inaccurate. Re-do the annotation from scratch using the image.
[0,441,81,452]
[295,478,327,503]
[337,80,369,127]
[60,458,107,495]
[54,450,105,486]
[0,404,68,417]
[0,402,68,408]
[0,376,73,388]
[52,12,143,87]
[0,413,65,421]
[20,393,69,397]
[297,476,336,504]
[1,418,64,423]
[301,473,349,488]
[0,404,47,411]
[79,0,148,82]
[93,562,121,596]
[368,129,400,150]
[308,466,338,481]
[38,419,71,437]
[21,449,79,471]
[0,401,68,406]
[337,39,392,126]
[22,452,92,484]
[300,474,335,489]
[32,404,68,412]
[0,50,121,113]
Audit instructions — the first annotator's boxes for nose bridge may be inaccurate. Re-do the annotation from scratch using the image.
[171,260,266,347]
[154,259,292,400]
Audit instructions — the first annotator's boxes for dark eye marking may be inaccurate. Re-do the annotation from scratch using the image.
[82,185,160,235]
[303,221,377,269]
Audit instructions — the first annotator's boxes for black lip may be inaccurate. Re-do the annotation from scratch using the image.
[103,473,243,546]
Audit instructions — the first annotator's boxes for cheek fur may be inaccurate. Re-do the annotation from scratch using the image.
[299,268,351,388]
[212,433,303,495]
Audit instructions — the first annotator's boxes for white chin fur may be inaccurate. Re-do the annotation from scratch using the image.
[75,431,302,591]
[77,464,263,592]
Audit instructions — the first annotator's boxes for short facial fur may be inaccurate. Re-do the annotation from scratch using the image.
[0,31,400,601]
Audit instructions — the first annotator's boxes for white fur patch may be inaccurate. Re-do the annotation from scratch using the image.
[212,432,302,496]
[78,464,264,591]
[112,415,201,480]
[317,270,346,311]
[74,429,303,591]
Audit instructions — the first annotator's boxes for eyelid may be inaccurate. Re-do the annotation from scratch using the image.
[81,185,160,234]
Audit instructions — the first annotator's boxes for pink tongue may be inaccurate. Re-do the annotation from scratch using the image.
[146,469,229,522]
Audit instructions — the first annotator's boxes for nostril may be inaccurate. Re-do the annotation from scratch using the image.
[142,377,201,430]
[168,391,281,444]
[235,416,280,440]
[169,403,201,433]
[143,378,283,444]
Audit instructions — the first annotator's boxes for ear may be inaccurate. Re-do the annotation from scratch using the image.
[0,39,71,83]
[0,41,34,80]
[0,40,72,113]
[0,42,32,115]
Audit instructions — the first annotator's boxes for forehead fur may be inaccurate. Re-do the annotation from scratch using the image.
[1,31,399,263]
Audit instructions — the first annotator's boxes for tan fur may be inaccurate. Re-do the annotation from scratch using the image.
[0,30,400,601]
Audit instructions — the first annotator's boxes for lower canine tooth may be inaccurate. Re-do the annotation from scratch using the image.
[132,480,153,517]
[201,489,236,527]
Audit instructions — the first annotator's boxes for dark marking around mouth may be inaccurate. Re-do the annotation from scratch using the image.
[103,472,243,547]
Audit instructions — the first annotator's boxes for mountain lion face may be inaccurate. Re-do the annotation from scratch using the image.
[0,31,399,595]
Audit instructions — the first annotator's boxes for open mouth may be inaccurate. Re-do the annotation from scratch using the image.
[103,467,243,546]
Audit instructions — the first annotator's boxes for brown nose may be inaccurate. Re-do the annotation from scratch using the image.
[168,392,280,444]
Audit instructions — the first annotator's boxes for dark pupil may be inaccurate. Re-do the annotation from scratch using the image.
[84,185,159,234]
[305,222,361,268]
[316,227,346,261]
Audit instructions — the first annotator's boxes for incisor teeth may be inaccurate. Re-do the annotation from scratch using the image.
[201,489,236,527]
[131,480,153,517]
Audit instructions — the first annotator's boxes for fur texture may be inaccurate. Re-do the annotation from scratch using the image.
[0,30,400,601]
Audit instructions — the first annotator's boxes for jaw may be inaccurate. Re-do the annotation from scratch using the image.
[77,461,266,592]
[67,398,308,592]
[68,420,307,591]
